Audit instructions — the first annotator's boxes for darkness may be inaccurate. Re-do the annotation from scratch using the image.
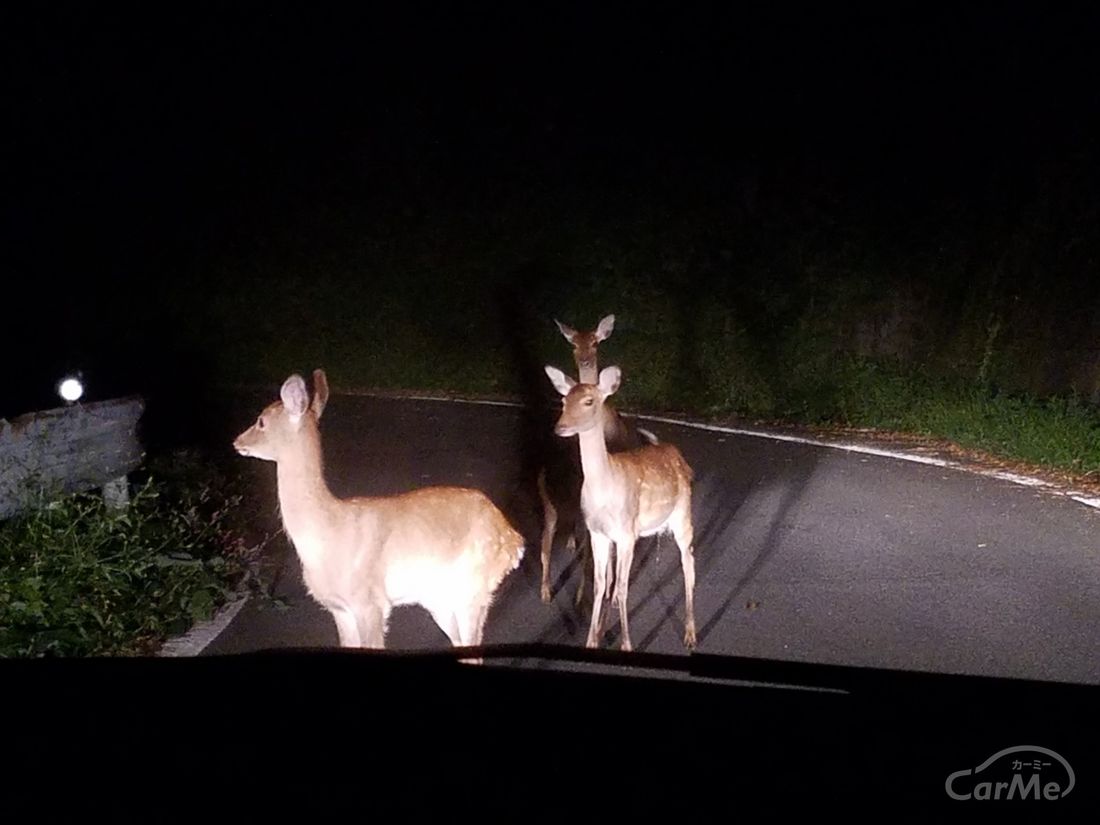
[4,3,1099,425]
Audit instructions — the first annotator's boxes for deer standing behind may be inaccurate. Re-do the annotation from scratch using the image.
[536,314,657,606]
[545,363,696,651]
[233,369,524,662]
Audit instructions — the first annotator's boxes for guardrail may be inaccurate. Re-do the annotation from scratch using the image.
[0,396,145,520]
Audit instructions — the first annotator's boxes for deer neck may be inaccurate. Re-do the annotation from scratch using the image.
[275,417,338,546]
[576,411,614,490]
[577,364,624,443]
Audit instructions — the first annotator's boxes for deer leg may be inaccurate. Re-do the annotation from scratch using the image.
[586,533,613,648]
[331,607,361,648]
[613,533,637,652]
[429,608,461,646]
[537,469,557,603]
[454,603,490,666]
[671,506,698,650]
[574,523,592,609]
[355,604,387,649]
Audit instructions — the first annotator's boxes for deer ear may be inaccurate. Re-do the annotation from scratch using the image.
[280,374,310,419]
[311,369,329,418]
[595,314,616,341]
[544,365,576,396]
[598,366,621,397]
[554,319,578,343]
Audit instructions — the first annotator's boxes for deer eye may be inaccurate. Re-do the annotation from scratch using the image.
[257,416,266,430]
[583,398,594,406]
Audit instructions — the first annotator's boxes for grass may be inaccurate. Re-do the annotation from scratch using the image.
[857,387,1100,475]
[0,450,271,657]
[686,350,1100,478]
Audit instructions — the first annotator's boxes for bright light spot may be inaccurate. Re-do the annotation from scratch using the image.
[58,377,83,402]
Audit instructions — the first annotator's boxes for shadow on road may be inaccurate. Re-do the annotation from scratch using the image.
[491,280,590,600]
[694,447,819,646]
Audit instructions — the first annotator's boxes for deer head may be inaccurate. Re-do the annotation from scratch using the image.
[545,364,621,438]
[553,314,615,383]
[233,369,330,461]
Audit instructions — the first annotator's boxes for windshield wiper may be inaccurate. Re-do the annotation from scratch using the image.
[231,642,1094,697]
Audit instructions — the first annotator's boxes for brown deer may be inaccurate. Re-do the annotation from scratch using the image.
[536,313,657,605]
[233,369,524,663]
[552,315,658,447]
[545,363,696,651]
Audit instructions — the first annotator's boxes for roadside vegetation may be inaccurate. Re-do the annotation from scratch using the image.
[0,449,273,657]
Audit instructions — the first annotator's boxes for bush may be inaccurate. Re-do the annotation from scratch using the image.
[0,466,265,658]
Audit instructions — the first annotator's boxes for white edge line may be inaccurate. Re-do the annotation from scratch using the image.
[398,394,522,408]
[156,594,250,657]
[639,415,1100,513]
[344,391,1100,513]
[636,413,956,468]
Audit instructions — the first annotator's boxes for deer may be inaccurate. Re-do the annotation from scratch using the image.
[233,368,525,664]
[536,313,658,607]
[544,363,697,652]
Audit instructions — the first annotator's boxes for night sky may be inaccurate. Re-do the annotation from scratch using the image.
[4,3,1099,416]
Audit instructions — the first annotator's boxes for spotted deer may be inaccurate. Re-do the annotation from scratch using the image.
[233,369,524,662]
[536,314,657,606]
[545,363,696,651]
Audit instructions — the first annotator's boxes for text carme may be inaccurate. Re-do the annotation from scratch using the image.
[946,746,1075,801]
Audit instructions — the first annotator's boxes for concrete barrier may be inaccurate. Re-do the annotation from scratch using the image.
[0,396,145,520]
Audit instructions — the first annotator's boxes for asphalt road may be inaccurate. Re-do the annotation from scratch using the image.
[201,391,1100,686]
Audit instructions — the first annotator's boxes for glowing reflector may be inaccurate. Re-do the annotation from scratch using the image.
[58,377,84,402]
